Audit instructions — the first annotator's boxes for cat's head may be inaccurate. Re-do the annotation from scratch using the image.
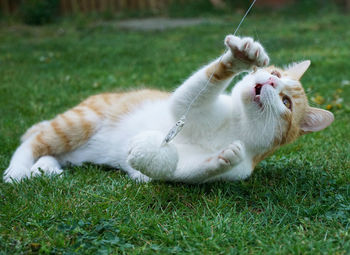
[233,60,334,147]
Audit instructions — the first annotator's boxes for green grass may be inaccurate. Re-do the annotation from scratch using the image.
[1,12,350,254]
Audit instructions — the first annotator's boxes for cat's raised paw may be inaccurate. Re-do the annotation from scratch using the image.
[217,141,244,167]
[225,35,269,68]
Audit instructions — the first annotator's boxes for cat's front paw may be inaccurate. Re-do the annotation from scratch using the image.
[217,141,244,167]
[225,35,269,68]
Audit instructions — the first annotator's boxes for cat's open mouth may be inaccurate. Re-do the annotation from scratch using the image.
[255,84,263,96]
[254,79,275,98]
[254,83,265,107]
[254,82,274,107]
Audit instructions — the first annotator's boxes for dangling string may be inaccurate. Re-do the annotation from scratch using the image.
[162,0,257,146]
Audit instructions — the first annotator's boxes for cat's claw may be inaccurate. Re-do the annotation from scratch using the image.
[225,35,269,68]
[217,141,244,167]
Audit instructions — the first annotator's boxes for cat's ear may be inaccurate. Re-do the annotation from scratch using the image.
[286,60,311,80]
[300,107,334,134]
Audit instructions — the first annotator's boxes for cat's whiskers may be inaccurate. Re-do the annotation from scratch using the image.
[271,105,284,144]
[265,104,275,139]
[260,96,284,147]
[247,103,272,144]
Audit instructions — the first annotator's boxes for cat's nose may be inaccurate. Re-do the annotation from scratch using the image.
[262,77,276,88]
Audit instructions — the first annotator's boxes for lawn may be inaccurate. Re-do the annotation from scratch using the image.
[0,12,350,254]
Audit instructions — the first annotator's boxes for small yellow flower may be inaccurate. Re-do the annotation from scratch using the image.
[312,95,325,105]
[326,104,333,110]
[336,88,343,94]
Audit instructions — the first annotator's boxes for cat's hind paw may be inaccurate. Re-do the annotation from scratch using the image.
[30,156,63,177]
[3,156,62,183]
[128,171,152,183]
[127,131,178,180]
[3,165,29,183]
[225,35,269,68]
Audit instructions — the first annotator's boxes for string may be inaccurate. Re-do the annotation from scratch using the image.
[162,0,257,145]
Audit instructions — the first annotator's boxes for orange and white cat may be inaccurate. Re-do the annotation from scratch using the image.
[3,35,334,183]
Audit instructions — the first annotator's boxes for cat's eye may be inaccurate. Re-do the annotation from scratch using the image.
[282,96,292,110]
[271,70,281,78]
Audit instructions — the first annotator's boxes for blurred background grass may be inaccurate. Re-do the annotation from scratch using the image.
[0,0,349,25]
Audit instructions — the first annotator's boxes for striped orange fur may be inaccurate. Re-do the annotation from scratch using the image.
[25,89,169,159]
[206,61,235,81]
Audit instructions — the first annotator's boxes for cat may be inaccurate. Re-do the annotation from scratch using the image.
[3,35,334,184]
